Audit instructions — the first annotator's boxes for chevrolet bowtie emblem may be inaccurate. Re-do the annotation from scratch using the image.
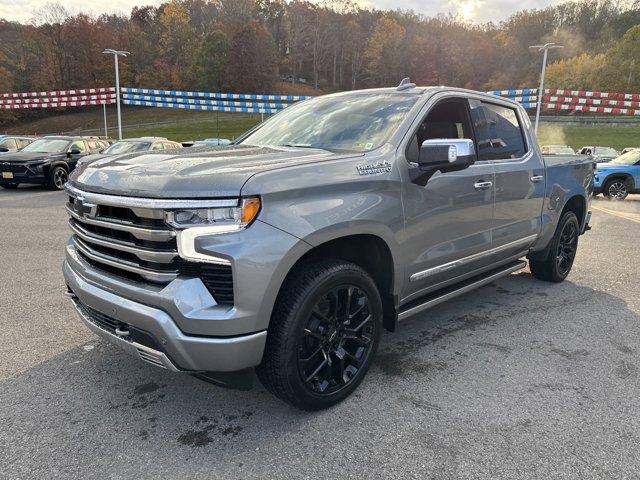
[74,195,97,218]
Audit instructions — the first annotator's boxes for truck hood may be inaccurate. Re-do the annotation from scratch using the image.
[0,151,68,164]
[69,145,343,198]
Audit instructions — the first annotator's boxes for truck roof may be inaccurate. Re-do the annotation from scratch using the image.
[321,86,522,108]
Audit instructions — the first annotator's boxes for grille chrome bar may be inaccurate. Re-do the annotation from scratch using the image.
[65,184,239,209]
[73,236,178,283]
[66,205,176,242]
[69,219,177,264]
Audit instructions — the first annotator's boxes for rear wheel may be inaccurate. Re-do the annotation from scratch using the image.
[48,166,68,190]
[0,182,18,189]
[603,178,629,200]
[256,259,382,410]
[529,211,579,282]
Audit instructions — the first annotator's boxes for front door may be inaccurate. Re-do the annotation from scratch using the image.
[400,97,495,303]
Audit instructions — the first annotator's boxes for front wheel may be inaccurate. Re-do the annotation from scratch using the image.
[48,166,68,190]
[529,211,579,282]
[603,178,629,200]
[256,259,383,410]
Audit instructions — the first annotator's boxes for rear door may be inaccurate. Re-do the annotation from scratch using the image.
[468,99,544,255]
[400,95,496,302]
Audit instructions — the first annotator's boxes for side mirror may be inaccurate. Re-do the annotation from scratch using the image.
[69,148,81,155]
[418,138,476,173]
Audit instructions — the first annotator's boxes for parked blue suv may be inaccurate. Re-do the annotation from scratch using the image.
[594,149,640,200]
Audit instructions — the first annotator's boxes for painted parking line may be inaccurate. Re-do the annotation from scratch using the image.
[591,204,640,224]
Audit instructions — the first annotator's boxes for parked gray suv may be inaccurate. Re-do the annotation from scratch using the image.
[63,84,593,410]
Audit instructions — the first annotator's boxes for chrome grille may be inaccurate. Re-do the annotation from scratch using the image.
[65,186,236,306]
[66,189,179,284]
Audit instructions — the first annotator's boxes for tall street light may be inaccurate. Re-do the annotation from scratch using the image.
[103,49,130,140]
[529,43,563,134]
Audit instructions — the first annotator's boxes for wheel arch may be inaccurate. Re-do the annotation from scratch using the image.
[274,233,399,332]
[529,193,586,261]
[603,173,635,191]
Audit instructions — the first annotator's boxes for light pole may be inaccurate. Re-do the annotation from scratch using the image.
[103,49,129,140]
[529,43,563,134]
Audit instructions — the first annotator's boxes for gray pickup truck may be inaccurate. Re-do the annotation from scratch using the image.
[63,84,593,410]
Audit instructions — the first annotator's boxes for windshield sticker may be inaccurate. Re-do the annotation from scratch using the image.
[357,160,392,176]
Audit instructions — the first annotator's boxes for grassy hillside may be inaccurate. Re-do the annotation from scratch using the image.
[537,123,640,150]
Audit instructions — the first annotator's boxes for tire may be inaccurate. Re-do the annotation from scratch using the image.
[48,165,68,190]
[603,178,629,200]
[529,211,579,283]
[256,259,383,411]
[0,182,18,189]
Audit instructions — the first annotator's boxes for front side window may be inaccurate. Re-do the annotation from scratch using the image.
[469,100,526,161]
[239,93,420,153]
[406,98,473,163]
[70,141,86,152]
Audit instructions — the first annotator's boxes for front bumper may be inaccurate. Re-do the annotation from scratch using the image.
[64,257,267,372]
[0,163,46,184]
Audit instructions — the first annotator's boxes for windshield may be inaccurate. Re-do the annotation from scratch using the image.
[610,150,640,165]
[239,93,419,152]
[595,147,619,157]
[21,138,70,154]
[104,141,151,154]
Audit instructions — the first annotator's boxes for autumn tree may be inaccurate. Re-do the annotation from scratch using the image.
[364,16,407,87]
[194,29,229,90]
[225,21,278,92]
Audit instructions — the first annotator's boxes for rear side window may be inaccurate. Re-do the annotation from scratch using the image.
[469,100,527,160]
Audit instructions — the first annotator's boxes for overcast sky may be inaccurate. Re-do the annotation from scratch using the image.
[0,0,565,24]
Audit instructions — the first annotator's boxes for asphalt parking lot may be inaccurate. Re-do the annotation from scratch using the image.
[1,186,640,479]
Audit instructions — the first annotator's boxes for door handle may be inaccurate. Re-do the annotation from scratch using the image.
[530,175,544,183]
[473,181,493,190]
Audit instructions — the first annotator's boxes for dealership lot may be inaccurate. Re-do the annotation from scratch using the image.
[1,187,639,479]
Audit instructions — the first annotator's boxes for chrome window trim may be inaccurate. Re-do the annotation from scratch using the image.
[410,234,537,282]
[66,185,239,209]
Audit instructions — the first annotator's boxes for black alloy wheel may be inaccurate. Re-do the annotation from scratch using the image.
[297,285,375,395]
[51,167,68,190]
[555,218,578,278]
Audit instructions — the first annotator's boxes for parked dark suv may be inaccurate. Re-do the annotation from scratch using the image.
[0,136,105,190]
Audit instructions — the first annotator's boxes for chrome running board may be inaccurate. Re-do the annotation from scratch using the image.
[398,260,527,321]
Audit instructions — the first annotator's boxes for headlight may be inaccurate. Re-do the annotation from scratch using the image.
[165,197,260,231]
[168,197,261,265]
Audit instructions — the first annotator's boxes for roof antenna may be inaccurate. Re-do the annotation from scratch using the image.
[397,77,416,91]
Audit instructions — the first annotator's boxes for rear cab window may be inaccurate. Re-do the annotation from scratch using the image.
[469,100,527,161]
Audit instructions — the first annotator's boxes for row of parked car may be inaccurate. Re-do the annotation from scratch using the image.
[0,134,230,190]
[541,144,640,200]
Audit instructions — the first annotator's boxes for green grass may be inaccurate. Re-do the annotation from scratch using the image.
[4,106,263,142]
[5,105,640,150]
[537,123,640,150]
